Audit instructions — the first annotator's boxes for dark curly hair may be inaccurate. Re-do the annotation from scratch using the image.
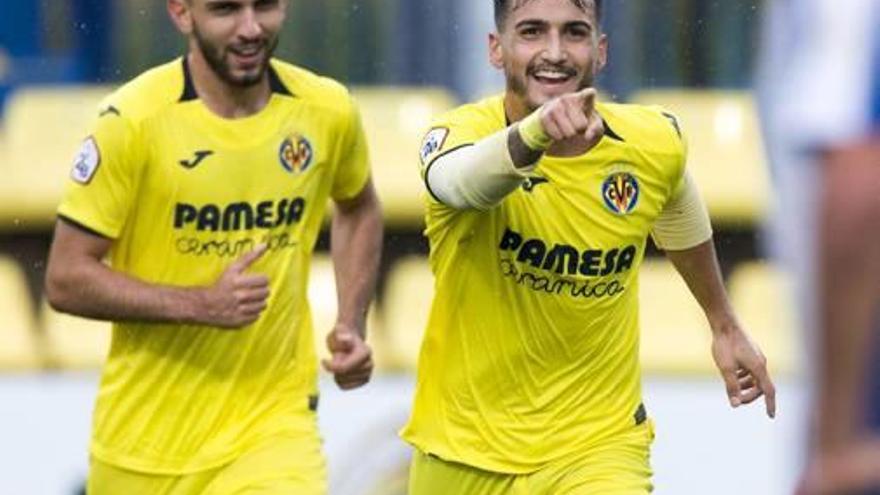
[494,0,602,30]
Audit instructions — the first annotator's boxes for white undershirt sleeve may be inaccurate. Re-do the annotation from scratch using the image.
[651,171,714,250]
[425,128,536,210]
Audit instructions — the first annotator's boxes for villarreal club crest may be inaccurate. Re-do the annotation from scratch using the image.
[602,171,640,215]
[279,133,313,175]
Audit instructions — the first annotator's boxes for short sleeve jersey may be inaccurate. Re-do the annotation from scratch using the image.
[58,58,370,473]
[401,94,687,473]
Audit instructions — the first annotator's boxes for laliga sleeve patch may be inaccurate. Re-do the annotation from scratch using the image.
[419,127,449,165]
[70,136,101,184]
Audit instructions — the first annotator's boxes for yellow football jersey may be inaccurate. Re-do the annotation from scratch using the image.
[401,95,687,474]
[58,58,370,474]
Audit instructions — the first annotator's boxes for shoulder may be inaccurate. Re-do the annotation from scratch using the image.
[598,102,685,157]
[270,60,354,119]
[417,95,504,166]
[432,94,505,132]
[98,58,189,126]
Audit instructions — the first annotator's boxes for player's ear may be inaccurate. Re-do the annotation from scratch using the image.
[489,32,504,70]
[278,0,290,23]
[594,33,608,74]
[168,0,194,35]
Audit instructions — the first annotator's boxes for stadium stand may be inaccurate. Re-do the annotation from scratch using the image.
[380,256,433,371]
[638,259,717,375]
[42,301,111,370]
[350,87,457,227]
[1,85,111,231]
[0,85,456,231]
[728,261,799,376]
[307,254,391,370]
[0,256,42,370]
[630,90,771,227]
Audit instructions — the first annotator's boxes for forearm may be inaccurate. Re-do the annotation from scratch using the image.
[427,126,540,210]
[45,256,202,324]
[330,188,383,335]
[816,141,880,451]
[665,239,737,332]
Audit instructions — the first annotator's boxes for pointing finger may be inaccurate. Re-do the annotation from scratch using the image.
[753,364,777,418]
[575,88,597,112]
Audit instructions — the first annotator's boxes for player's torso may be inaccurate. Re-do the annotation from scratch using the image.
[491,134,670,303]
[115,94,335,287]
[89,61,352,471]
[407,99,684,469]
[426,100,683,345]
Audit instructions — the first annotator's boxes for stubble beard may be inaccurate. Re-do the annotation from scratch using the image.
[192,25,280,88]
[506,61,596,113]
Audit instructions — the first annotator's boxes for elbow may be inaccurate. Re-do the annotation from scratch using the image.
[426,157,483,210]
[44,265,76,314]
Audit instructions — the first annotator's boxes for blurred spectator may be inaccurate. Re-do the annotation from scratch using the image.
[758,0,880,492]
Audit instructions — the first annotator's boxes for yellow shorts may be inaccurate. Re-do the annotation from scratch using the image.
[87,430,326,495]
[409,420,655,495]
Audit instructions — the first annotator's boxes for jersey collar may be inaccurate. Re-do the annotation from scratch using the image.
[179,57,294,102]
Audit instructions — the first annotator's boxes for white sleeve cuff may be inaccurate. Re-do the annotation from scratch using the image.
[651,171,713,250]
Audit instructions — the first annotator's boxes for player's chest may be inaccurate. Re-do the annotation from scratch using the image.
[142,115,335,204]
[502,154,670,244]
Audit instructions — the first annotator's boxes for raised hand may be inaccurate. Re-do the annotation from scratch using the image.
[538,87,605,147]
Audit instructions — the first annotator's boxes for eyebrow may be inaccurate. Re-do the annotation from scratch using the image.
[204,0,240,7]
[514,19,593,31]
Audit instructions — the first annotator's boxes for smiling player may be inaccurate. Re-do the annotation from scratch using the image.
[44,1,383,493]
[402,1,776,493]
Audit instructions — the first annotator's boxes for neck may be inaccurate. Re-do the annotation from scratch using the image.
[186,48,271,119]
[503,93,531,124]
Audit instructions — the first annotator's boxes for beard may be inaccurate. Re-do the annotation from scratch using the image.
[505,60,595,112]
[192,25,280,88]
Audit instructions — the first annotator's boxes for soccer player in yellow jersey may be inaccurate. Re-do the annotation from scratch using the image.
[43,0,383,493]
[402,0,777,493]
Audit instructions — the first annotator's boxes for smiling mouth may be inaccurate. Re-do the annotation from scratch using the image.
[530,68,577,85]
[229,45,265,64]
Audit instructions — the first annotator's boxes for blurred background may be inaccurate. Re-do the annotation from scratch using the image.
[0,1,803,494]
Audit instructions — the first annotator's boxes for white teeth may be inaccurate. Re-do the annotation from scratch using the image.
[236,47,260,56]
[535,71,568,80]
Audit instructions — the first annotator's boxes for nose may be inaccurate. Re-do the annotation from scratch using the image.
[542,31,566,63]
[237,8,264,40]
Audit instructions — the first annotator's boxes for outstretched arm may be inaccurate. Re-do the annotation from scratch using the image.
[665,240,777,418]
[45,220,270,328]
[425,88,604,210]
